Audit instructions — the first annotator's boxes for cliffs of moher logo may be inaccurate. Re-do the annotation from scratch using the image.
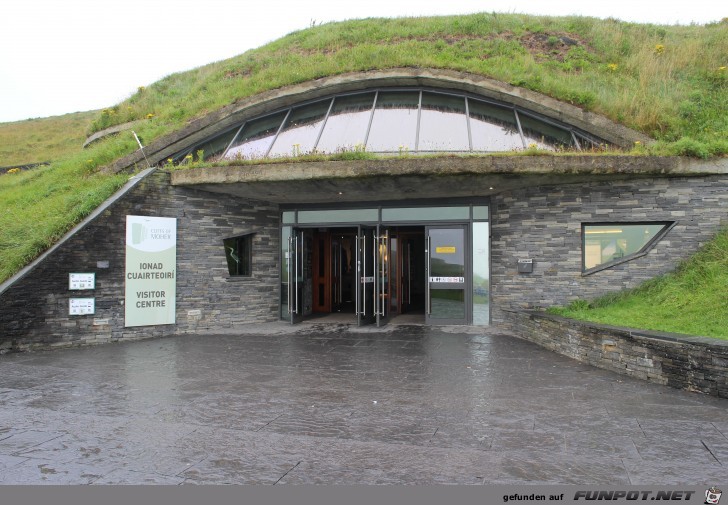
[130,222,174,246]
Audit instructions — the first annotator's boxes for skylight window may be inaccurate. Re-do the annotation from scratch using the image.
[173,87,611,163]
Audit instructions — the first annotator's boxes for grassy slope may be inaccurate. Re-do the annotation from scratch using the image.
[0,110,98,167]
[0,14,726,338]
[550,229,728,339]
[92,14,728,157]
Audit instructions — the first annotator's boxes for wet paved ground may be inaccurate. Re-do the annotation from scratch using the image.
[0,323,726,485]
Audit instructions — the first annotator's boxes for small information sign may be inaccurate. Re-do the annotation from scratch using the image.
[69,273,95,290]
[435,246,457,254]
[429,276,465,283]
[69,298,95,315]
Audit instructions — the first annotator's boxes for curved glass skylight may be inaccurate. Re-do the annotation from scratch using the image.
[173,88,609,163]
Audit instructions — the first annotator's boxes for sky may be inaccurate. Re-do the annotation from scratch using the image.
[0,0,722,123]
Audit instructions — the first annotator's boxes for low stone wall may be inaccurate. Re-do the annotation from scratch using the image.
[504,309,728,398]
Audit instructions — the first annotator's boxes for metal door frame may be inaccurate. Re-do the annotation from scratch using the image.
[425,224,471,325]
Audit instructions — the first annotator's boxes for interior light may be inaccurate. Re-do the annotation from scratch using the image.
[585,229,623,234]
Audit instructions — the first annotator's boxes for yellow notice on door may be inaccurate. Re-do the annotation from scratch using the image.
[435,246,456,254]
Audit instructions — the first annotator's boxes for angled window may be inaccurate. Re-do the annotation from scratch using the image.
[518,111,576,150]
[225,111,288,160]
[366,90,420,152]
[582,222,674,275]
[268,99,332,157]
[469,99,522,151]
[223,234,253,276]
[418,92,469,152]
[316,92,376,153]
[173,127,238,164]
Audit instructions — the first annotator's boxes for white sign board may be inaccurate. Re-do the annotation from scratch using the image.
[69,298,95,315]
[69,273,95,290]
[429,277,465,283]
[125,216,177,327]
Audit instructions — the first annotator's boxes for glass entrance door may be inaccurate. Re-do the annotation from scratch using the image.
[425,225,469,325]
[356,225,376,326]
[376,226,390,327]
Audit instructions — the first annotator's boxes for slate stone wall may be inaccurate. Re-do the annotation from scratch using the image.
[2,168,727,353]
[0,170,280,352]
[490,175,728,324]
[506,310,728,398]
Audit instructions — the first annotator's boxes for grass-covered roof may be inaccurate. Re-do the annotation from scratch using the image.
[1,13,726,283]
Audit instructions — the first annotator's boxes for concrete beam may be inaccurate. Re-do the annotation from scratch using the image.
[170,155,727,204]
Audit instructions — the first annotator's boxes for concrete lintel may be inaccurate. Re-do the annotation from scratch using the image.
[170,155,727,203]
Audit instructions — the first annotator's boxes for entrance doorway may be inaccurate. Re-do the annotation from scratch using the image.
[281,204,489,327]
[287,226,430,326]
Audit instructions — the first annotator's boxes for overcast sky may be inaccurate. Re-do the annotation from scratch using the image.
[0,0,722,123]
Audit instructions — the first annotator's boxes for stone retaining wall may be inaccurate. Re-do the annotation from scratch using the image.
[505,309,728,398]
[490,175,728,323]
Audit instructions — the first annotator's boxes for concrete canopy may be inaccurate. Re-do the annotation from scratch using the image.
[170,155,727,204]
[107,67,728,205]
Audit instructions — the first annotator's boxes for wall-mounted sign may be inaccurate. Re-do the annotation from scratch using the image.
[125,216,177,327]
[360,276,374,283]
[429,277,465,283]
[435,246,457,254]
[69,273,95,290]
[69,298,95,315]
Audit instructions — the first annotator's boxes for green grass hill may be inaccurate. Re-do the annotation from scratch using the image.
[1,13,726,337]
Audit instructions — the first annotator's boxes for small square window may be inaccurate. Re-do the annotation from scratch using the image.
[223,234,252,276]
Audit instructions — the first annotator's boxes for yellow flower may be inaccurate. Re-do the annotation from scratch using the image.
[654,44,665,54]
[7,168,20,174]
[635,141,641,145]
[607,63,618,72]
[146,113,155,119]
[86,159,93,163]
[185,155,193,160]
[138,86,146,93]
[719,66,727,72]
[167,158,173,163]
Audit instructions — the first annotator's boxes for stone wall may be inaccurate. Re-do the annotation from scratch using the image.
[506,310,728,398]
[0,170,280,351]
[490,175,728,323]
[2,167,727,353]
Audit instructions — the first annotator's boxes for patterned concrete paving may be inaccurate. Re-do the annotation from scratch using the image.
[0,323,726,484]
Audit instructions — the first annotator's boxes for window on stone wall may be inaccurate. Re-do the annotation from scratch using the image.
[223,234,253,276]
[582,222,674,275]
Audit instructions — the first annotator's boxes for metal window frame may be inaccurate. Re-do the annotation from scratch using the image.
[312,97,336,152]
[581,221,676,276]
[223,232,255,277]
[171,86,614,162]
